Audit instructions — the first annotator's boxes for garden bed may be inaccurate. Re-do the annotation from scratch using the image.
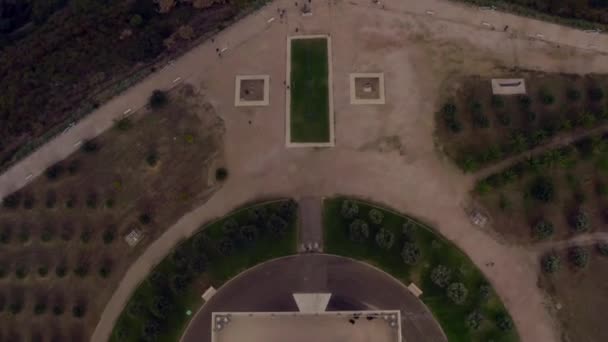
[436,72,608,172]
[323,197,518,342]
[110,199,298,342]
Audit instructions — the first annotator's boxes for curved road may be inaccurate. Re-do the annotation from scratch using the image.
[181,254,446,342]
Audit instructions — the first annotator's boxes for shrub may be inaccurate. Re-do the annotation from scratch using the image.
[129,14,143,27]
[34,302,47,315]
[65,195,76,208]
[541,254,560,274]
[529,176,555,202]
[60,225,73,241]
[402,221,417,241]
[2,192,21,209]
[189,254,207,274]
[498,194,511,211]
[340,200,359,219]
[170,274,191,294]
[539,89,554,105]
[139,213,152,225]
[446,282,468,304]
[149,90,168,108]
[99,261,113,278]
[81,140,99,153]
[497,112,511,126]
[491,95,504,108]
[518,95,531,109]
[150,295,170,318]
[430,265,452,288]
[238,225,259,245]
[349,219,370,242]
[401,242,421,265]
[465,311,483,330]
[105,198,115,208]
[566,88,581,101]
[267,214,288,237]
[45,191,57,208]
[19,227,30,243]
[86,193,98,208]
[569,208,590,233]
[23,195,35,209]
[146,151,158,167]
[588,87,604,102]
[368,208,384,224]
[0,227,11,244]
[215,167,228,181]
[525,110,537,122]
[496,313,513,331]
[596,242,608,256]
[55,265,67,278]
[0,265,6,278]
[103,229,116,244]
[478,283,492,301]
[45,163,64,180]
[568,246,589,268]
[40,226,54,242]
[218,238,234,255]
[67,159,81,175]
[72,303,86,318]
[533,220,554,239]
[80,229,92,243]
[472,112,489,128]
[15,265,28,279]
[37,266,48,277]
[9,300,23,315]
[442,102,462,133]
[375,228,395,250]
[52,304,64,316]
[74,263,89,277]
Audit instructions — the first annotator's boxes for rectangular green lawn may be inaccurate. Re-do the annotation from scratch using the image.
[289,37,330,143]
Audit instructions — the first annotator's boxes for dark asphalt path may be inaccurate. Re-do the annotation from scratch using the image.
[181,254,446,342]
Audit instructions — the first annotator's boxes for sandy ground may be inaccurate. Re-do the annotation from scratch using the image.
[3,0,607,341]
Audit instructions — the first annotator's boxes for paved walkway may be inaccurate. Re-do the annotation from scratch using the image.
[11,1,608,342]
[180,254,446,342]
[298,197,323,252]
[533,232,608,254]
[3,0,608,200]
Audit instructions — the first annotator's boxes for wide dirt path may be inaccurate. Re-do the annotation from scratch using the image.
[16,0,608,342]
[180,254,446,342]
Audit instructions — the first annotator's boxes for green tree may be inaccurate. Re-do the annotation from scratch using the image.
[349,219,370,242]
[375,228,395,250]
[541,254,560,274]
[430,265,452,288]
[465,311,483,330]
[569,208,590,233]
[368,208,384,224]
[533,219,554,239]
[401,242,421,265]
[596,242,608,256]
[529,176,555,202]
[568,246,589,268]
[149,90,168,109]
[447,282,468,304]
[496,313,513,331]
[341,200,359,219]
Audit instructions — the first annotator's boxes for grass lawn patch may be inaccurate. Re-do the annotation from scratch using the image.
[324,197,519,342]
[110,199,298,342]
[289,37,330,143]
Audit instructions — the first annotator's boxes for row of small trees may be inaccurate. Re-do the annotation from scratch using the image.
[2,189,116,210]
[0,224,117,245]
[0,256,114,281]
[0,291,87,318]
[542,242,608,273]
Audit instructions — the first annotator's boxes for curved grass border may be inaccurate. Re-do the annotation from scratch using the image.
[323,196,520,342]
[110,199,298,342]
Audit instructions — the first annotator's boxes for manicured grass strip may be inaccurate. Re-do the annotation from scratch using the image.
[290,38,330,143]
[323,197,519,342]
[110,199,298,342]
